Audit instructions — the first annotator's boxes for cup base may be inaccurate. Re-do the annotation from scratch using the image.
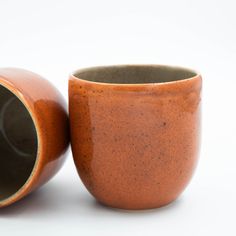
[95,197,179,211]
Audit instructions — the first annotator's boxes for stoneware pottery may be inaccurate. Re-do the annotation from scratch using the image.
[0,68,69,208]
[69,65,202,210]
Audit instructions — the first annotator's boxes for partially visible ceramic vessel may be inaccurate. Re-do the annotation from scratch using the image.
[69,65,202,210]
[0,68,69,208]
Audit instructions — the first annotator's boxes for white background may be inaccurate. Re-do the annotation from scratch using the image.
[0,0,235,235]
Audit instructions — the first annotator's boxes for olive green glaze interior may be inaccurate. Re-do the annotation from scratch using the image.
[0,85,37,201]
[74,65,197,84]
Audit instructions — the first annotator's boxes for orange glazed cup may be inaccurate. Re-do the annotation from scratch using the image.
[0,68,69,207]
[69,65,202,210]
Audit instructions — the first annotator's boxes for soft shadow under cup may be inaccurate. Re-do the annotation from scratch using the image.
[0,85,37,201]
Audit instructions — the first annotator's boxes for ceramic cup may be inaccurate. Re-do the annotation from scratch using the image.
[69,65,202,210]
[0,68,69,207]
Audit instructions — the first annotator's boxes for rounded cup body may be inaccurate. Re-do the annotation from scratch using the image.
[69,65,202,210]
[0,68,69,207]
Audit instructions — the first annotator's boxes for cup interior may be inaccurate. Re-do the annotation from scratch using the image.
[74,65,197,84]
[0,85,37,202]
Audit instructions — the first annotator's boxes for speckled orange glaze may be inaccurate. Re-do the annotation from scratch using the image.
[69,65,202,210]
[0,68,69,208]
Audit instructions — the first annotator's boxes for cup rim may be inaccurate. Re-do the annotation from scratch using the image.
[0,75,42,207]
[70,64,201,87]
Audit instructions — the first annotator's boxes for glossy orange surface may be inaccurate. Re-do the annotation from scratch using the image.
[0,68,69,207]
[69,65,202,210]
